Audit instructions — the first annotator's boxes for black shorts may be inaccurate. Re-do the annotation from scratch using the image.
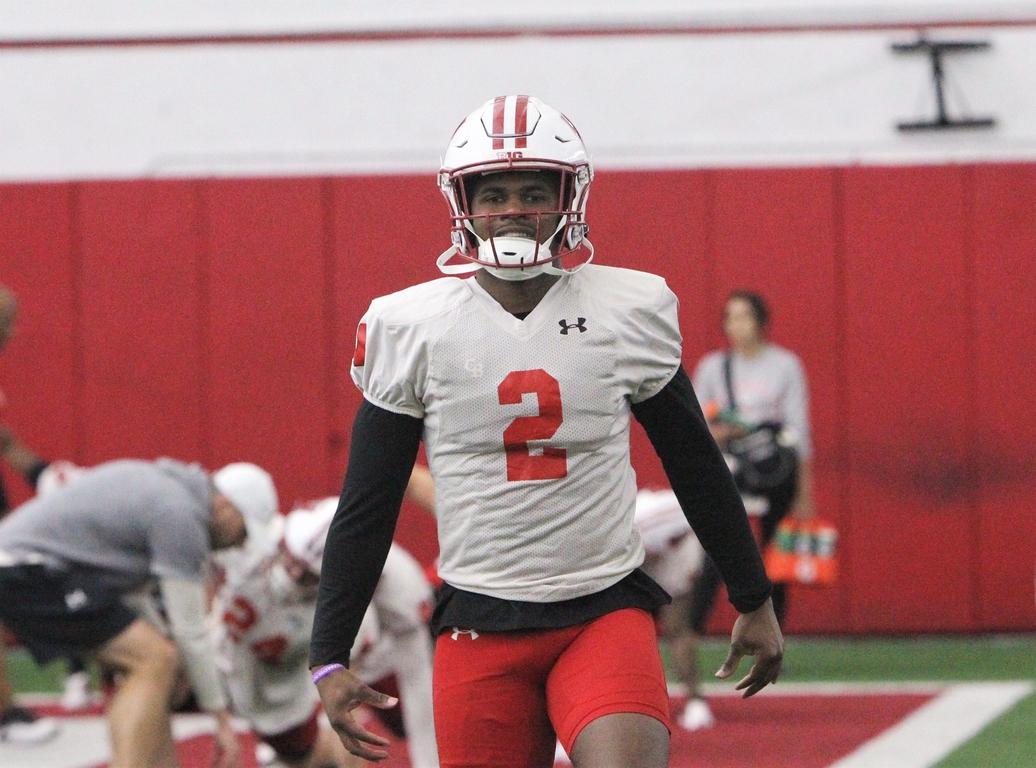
[0,564,137,665]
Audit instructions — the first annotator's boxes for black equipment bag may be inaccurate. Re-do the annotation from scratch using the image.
[723,353,798,494]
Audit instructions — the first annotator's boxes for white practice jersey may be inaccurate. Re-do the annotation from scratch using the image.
[214,540,434,736]
[352,265,682,602]
[633,489,704,598]
[214,555,318,735]
[350,543,435,683]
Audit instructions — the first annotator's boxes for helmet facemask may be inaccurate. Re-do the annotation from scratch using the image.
[443,166,589,280]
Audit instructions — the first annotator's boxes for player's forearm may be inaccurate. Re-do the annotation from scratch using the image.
[158,577,229,712]
[309,399,423,667]
[392,630,438,768]
[632,366,772,614]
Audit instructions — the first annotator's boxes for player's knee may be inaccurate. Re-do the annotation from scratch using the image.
[99,620,176,678]
[570,713,669,768]
[141,638,180,684]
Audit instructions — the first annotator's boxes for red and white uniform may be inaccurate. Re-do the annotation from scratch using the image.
[214,535,437,767]
[214,551,318,737]
[633,489,704,598]
[352,264,682,602]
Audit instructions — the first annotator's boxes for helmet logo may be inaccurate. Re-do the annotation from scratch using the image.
[484,95,539,150]
[497,151,523,160]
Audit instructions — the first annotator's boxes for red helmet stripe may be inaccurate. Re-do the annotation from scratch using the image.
[492,95,506,150]
[515,95,529,149]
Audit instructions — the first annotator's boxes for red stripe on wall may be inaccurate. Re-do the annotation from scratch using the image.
[3,19,1035,50]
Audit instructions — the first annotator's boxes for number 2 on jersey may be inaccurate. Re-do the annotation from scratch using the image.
[498,369,567,481]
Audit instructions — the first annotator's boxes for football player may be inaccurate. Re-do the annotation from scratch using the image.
[0,458,276,768]
[215,470,437,768]
[633,489,715,732]
[310,95,784,768]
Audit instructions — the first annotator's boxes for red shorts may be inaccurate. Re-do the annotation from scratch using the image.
[433,608,671,768]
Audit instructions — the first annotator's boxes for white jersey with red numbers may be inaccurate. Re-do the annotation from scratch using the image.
[214,541,436,742]
[351,544,439,768]
[214,557,318,735]
[352,264,683,603]
[633,488,704,598]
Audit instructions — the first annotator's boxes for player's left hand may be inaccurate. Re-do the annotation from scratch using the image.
[715,596,784,698]
[315,666,398,761]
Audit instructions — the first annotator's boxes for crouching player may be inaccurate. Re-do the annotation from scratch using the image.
[633,488,714,731]
[214,485,438,768]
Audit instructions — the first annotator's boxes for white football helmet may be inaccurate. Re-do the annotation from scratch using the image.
[282,496,337,575]
[437,95,594,280]
[268,497,336,602]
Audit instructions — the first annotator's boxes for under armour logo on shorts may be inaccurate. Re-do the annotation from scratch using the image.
[559,318,587,335]
[450,628,480,640]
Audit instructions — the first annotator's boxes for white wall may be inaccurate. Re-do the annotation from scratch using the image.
[1,2,1034,180]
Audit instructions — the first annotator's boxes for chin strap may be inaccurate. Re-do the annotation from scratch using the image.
[542,238,594,276]
[437,247,482,275]
[436,237,595,279]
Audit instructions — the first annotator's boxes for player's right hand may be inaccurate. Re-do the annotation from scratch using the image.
[314,666,399,761]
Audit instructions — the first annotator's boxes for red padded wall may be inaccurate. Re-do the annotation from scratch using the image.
[2,163,1034,633]
[202,178,330,510]
[971,164,1036,629]
[0,183,78,509]
[842,166,976,632]
[76,180,206,463]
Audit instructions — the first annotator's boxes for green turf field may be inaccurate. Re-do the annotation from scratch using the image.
[692,634,1036,683]
[691,634,1036,768]
[10,633,1035,767]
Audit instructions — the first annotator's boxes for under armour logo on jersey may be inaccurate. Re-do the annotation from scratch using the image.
[559,318,587,335]
[450,628,480,641]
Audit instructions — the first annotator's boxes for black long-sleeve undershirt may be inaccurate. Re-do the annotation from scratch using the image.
[309,366,772,668]
[630,366,772,613]
[310,400,422,668]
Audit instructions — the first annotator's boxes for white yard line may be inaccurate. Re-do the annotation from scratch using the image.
[0,708,250,768]
[673,680,948,697]
[826,681,1034,768]
[6,682,1031,768]
[0,715,112,768]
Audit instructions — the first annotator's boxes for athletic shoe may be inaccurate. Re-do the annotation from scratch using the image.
[0,706,60,744]
[678,697,715,731]
[61,670,93,711]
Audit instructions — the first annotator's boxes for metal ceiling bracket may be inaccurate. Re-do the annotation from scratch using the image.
[892,35,996,131]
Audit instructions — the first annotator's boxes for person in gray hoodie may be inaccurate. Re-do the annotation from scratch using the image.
[0,457,278,768]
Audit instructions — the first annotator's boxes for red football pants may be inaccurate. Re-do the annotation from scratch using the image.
[433,607,671,768]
